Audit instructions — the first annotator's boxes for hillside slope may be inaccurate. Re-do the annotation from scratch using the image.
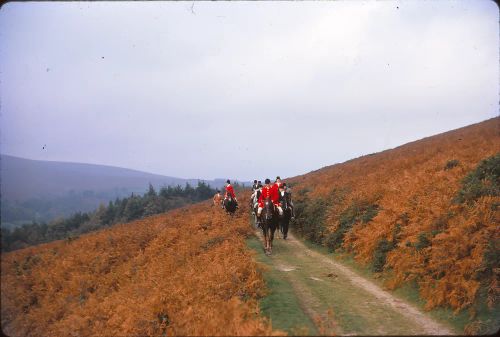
[1,203,281,336]
[289,117,499,330]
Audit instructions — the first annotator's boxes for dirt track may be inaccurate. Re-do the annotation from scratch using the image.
[254,231,455,335]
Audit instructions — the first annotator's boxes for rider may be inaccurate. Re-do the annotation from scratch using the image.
[250,180,260,215]
[274,176,283,190]
[224,179,238,206]
[257,178,283,218]
[213,189,222,207]
[281,183,295,218]
[251,182,263,215]
[252,180,259,192]
[273,176,283,213]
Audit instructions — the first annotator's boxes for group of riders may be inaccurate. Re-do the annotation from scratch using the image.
[212,177,294,252]
[213,176,295,226]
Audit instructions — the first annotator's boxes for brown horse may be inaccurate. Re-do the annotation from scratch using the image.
[260,197,278,255]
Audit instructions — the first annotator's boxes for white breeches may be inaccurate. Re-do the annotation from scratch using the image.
[257,206,283,216]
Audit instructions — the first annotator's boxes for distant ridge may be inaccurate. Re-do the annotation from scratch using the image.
[0,155,249,224]
[0,155,236,201]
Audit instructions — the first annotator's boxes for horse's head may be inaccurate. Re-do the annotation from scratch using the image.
[262,197,275,221]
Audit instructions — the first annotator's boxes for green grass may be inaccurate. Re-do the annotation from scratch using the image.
[246,236,318,335]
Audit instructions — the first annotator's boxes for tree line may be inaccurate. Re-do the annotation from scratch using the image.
[1,181,224,252]
[2,188,136,225]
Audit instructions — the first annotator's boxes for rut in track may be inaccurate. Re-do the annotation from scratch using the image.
[253,230,455,335]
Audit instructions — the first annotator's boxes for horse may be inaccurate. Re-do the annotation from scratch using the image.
[249,192,256,214]
[260,197,278,255]
[223,196,237,215]
[278,192,293,240]
[251,190,261,228]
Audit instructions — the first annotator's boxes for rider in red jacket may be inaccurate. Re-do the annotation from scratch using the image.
[224,180,237,202]
[274,176,283,190]
[257,178,283,217]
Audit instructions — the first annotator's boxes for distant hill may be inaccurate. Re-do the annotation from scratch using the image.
[0,155,244,224]
[0,155,228,201]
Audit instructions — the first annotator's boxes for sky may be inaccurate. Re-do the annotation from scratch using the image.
[0,0,498,181]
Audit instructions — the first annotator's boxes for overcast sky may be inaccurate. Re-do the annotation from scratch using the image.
[0,1,498,181]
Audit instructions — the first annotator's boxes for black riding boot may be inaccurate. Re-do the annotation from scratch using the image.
[256,215,262,229]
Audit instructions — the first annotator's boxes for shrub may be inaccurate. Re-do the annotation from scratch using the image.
[361,204,379,223]
[454,153,500,204]
[294,197,329,244]
[477,238,500,308]
[372,238,395,272]
[415,233,431,251]
[444,159,460,170]
[326,200,379,252]
[201,236,225,250]
[297,187,311,197]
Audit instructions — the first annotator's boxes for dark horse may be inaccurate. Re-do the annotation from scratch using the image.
[223,196,237,215]
[278,193,292,240]
[260,197,278,255]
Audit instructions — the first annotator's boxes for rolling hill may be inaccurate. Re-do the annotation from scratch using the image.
[0,154,230,201]
[0,155,242,224]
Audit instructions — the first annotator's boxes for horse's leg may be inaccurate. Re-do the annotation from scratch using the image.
[283,212,289,239]
[267,226,271,252]
[270,224,275,254]
[263,226,269,254]
[274,215,279,250]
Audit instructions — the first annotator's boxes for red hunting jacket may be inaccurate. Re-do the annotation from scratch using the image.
[225,184,236,199]
[258,184,279,208]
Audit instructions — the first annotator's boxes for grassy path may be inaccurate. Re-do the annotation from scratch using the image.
[248,231,456,335]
